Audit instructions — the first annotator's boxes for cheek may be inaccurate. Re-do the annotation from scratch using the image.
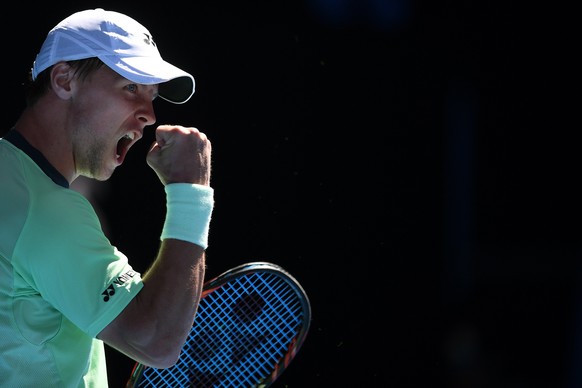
[80,97,130,127]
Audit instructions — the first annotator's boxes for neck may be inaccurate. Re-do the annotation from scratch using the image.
[14,101,76,183]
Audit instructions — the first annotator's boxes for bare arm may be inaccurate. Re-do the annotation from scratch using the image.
[98,125,212,368]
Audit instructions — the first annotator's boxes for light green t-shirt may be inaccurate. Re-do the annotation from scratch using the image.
[0,131,144,387]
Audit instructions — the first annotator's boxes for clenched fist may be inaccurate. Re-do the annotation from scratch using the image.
[146,125,211,186]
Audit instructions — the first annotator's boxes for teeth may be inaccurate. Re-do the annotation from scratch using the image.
[124,133,135,140]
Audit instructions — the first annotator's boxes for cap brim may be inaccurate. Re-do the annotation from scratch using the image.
[158,76,195,104]
[100,55,195,104]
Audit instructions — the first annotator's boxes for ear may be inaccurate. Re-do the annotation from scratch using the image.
[50,62,75,100]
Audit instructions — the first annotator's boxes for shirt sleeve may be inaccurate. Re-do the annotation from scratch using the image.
[13,186,144,338]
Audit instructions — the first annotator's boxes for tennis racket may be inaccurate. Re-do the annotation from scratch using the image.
[126,262,311,387]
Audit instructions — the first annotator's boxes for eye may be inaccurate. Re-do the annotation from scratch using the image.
[126,84,138,93]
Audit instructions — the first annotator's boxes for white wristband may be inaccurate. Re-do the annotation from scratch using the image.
[161,183,214,249]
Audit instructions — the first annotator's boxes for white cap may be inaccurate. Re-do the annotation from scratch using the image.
[32,8,195,104]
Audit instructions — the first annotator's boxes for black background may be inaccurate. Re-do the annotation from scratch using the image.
[5,1,577,387]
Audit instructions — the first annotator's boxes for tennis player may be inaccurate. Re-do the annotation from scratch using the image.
[0,9,213,387]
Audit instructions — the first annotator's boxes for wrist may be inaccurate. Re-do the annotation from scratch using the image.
[161,183,214,249]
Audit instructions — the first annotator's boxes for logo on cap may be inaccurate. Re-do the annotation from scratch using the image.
[143,33,156,48]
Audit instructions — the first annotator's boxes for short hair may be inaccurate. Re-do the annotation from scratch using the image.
[24,57,105,107]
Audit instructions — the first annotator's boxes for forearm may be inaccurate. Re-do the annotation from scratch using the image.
[138,238,206,364]
[99,239,206,368]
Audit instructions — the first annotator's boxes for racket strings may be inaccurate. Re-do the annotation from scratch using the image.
[136,271,306,387]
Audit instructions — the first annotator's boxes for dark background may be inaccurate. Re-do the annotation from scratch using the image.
[5,1,576,387]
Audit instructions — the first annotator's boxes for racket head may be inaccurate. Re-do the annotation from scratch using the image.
[127,262,311,388]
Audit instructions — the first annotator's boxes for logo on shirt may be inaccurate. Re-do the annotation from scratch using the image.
[101,270,138,302]
[102,284,115,302]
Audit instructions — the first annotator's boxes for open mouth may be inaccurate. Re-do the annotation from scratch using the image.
[116,133,135,163]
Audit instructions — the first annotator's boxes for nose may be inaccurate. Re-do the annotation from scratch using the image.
[137,100,156,126]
